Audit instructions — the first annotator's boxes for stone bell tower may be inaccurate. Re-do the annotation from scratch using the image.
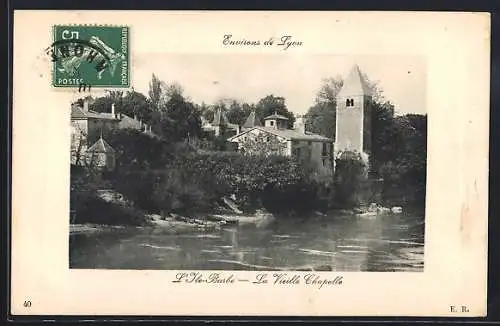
[335,64,372,161]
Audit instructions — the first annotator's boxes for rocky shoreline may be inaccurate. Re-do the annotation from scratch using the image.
[70,203,405,236]
[70,210,276,235]
[70,190,405,235]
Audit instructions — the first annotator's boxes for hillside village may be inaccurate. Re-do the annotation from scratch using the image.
[72,65,373,179]
[69,65,427,227]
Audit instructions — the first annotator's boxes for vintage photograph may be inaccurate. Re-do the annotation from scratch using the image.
[68,54,427,272]
[12,11,488,317]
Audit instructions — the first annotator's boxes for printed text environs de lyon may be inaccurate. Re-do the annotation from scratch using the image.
[222,35,303,50]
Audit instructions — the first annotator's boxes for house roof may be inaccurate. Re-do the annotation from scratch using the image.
[87,137,115,153]
[70,105,119,121]
[229,126,332,142]
[118,114,142,130]
[337,65,372,98]
[71,105,89,119]
[263,113,289,121]
[243,110,262,128]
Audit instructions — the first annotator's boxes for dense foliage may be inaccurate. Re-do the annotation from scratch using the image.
[108,149,324,216]
[304,76,427,208]
[201,95,296,128]
[71,71,427,226]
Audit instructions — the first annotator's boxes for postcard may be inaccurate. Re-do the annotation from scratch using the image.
[11,11,489,316]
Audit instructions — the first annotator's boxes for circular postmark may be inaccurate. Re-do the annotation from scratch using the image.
[46,25,130,89]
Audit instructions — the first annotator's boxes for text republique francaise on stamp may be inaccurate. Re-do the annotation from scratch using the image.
[48,25,129,88]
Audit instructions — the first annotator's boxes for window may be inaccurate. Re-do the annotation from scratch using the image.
[270,121,274,126]
[266,136,270,142]
[346,98,354,107]
[322,143,328,156]
[308,141,312,146]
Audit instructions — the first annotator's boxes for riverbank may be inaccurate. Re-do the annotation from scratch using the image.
[70,210,276,235]
[70,205,420,236]
[70,209,425,272]
[70,223,127,234]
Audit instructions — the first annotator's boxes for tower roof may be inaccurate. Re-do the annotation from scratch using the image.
[337,65,372,98]
[243,110,262,128]
[212,107,229,126]
[263,113,289,121]
[87,137,115,153]
[70,104,120,121]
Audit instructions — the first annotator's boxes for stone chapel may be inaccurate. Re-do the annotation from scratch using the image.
[334,64,373,165]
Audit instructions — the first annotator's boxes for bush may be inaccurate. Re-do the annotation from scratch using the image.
[109,151,325,216]
[105,129,175,171]
[379,160,426,207]
[332,156,368,208]
[73,193,147,226]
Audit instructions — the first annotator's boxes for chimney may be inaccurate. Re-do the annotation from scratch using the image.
[111,103,116,117]
[83,99,89,111]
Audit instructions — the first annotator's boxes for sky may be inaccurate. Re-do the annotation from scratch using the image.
[131,54,426,115]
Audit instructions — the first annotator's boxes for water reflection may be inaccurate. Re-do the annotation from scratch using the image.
[70,212,425,271]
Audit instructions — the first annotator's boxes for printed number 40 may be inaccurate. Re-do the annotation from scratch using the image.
[23,300,31,308]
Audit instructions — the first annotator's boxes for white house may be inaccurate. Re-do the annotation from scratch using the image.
[228,113,334,178]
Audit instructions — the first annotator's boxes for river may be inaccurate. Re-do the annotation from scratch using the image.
[69,211,425,272]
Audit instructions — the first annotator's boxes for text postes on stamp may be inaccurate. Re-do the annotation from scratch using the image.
[50,25,129,88]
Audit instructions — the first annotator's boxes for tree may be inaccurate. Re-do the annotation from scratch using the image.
[70,121,88,167]
[255,95,295,126]
[120,90,152,123]
[303,77,342,138]
[316,76,344,104]
[226,100,254,126]
[371,100,397,172]
[79,89,153,125]
[304,102,337,139]
[201,100,256,127]
[198,102,213,123]
[154,92,202,141]
[375,113,427,207]
[164,82,184,101]
[303,71,427,208]
[304,75,384,139]
[148,73,163,112]
[333,156,367,208]
[106,129,174,171]
[145,74,203,141]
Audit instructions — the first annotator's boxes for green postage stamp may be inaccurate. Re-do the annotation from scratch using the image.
[51,25,129,88]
